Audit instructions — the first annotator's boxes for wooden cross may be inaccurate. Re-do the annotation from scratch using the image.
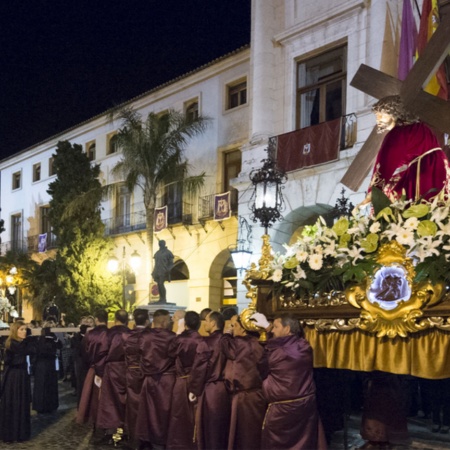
[341,14,450,192]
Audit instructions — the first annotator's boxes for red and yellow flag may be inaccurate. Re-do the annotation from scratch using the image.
[417,0,448,99]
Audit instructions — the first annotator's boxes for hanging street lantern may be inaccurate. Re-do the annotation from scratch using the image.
[249,149,287,233]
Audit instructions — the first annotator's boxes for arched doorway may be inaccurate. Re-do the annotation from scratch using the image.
[208,249,237,310]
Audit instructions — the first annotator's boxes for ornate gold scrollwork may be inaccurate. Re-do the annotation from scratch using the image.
[345,241,445,338]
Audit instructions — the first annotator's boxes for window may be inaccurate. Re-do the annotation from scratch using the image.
[12,171,21,190]
[49,157,56,176]
[164,182,183,224]
[296,45,347,129]
[223,150,241,191]
[11,214,22,251]
[227,80,247,110]
[185,101,199,123]
[40,206,51,235]
[223,149,241,213]
[108,134,120,155]
[86,142,96,161]
[116,184,131,228]
[33,163,41,182]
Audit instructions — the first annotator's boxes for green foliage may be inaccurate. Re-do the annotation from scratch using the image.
[40,140,121,321]
[371,186,392,216]
[47,140,104,242]
[111,107,210,278]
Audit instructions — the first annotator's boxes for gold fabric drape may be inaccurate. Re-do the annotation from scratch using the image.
[305,327,450,379]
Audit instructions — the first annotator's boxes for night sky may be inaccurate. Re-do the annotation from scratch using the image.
[1,0,251,160]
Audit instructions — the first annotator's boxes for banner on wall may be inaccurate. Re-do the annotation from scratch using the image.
[214,191,231,221]
[38,233,47,253]
[154,206,168,233]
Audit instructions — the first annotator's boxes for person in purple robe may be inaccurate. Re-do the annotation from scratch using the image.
[76,309,109,427]
[96,309,130,442]
[136,309,176,450]
[189,311,231,450]
[252,312,327,450]
[222,314,267,450]
[122,308,149,446]
[167,311,203,450]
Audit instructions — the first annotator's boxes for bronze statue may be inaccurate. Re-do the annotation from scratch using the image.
[151,240,174,303]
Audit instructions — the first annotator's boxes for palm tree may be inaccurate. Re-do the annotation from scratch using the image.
[111,107,210,296]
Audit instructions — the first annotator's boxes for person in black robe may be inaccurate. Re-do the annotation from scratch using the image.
[32,326,62,413]
[0,320,35,443]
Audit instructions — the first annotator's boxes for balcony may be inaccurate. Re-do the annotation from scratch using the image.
[198,188,238,221]
[27,233,58,253]
[0,239,29,256]
[164,201,193,226]
[271,113,357,172]
[103,209,146,236]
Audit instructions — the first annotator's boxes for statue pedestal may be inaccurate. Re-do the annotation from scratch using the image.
[138,302,184,317]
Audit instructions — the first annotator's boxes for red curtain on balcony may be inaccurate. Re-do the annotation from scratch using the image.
[276,118,341,172]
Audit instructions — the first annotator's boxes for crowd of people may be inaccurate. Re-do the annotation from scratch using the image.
[71,307,326,450]
[1,305,448,449]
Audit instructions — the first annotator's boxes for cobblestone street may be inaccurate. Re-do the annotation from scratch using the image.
[2,379,450,449]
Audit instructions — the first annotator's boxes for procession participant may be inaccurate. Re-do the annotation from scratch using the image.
[76,309,109,426]
[122,308,149,444]
[189,311,230,450]
[198,307,212,337]
[251,312,327,450]
[167,311,203,450]
[32,325,62,413]
[96,309,130,440]
[136,309,176,450]
[72,316,94,405]
[222,314,267,450]
[0,321,35,443]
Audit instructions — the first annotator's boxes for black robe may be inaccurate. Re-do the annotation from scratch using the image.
[0,338,35,442]
[32,333,62,413]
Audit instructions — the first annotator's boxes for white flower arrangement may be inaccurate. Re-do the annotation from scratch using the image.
[0,295,18,317]
[269,189,450,300]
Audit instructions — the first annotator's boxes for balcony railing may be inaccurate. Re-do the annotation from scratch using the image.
[271,113,358,173]
[198,188,238,221]
[103,209,147,236]
[0,239,29,256]
[165,201,193,226]
[27,233,58,253]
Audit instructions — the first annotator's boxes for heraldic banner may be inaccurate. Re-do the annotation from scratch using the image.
[214,191,231,221]
[154,206,168,233]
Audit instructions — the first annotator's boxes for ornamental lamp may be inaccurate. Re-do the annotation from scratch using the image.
[249,149,287,234]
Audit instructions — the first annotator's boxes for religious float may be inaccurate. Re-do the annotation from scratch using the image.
[242,191,450,380]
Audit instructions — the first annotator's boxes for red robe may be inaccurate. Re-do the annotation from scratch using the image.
[190,330,231,450]
[261,334,327,450]
[166,329,203,450]
[222,334,267,450]
[122,326,146,440]
[76,324,109,425]
[369,122,450,202]
[136,327,176,446]
[96,324,130,430]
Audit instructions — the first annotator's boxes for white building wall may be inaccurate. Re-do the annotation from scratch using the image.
[0,48,250,314]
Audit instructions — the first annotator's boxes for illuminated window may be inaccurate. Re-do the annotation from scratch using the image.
[296,45,347,129]
[227,80,247,110]
[33,163,41,182]
[185,101,199,123]
[108,134,120,155]
[49,157,56,176]
[12,171,21,190]
[87,142,96,161]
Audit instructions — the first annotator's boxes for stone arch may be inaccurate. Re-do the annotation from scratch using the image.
[171,257,189,281]
[270,203,334,253]
[208,249,237,311]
